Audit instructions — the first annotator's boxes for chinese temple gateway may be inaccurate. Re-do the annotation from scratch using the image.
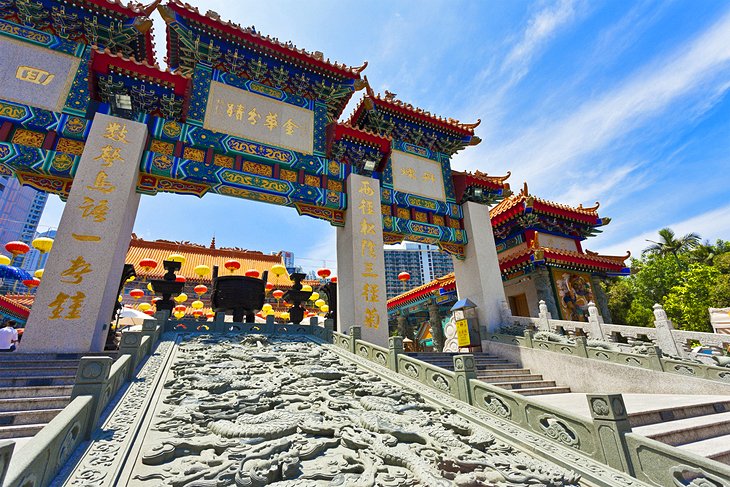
[0,0,515,352]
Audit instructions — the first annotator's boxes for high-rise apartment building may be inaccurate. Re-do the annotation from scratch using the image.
[0,176,48,266]
[384,243,454,299]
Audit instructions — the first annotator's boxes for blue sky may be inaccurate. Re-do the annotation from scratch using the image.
[38,0,730,273]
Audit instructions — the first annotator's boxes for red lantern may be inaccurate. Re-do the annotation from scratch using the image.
[139,258,158,272]
[143,309,155,316]
[174,304,186,313]
[272,289,284,300]
[265,282,274,291]
[129,289,145,299]
[206,311,215,319]
[192,310,203,317]
[398,272,411,282]
[151,297,161,304]
[175,276,186,283]
[330,276,337,284]
[5,241,30,257]
[316,268,331,279]
[194,284,208,295]
[225,260,241,272]
[22,278,40,288]
[245,269,260,278]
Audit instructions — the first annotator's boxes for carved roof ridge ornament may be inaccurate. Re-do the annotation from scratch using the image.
[160,1,366,79]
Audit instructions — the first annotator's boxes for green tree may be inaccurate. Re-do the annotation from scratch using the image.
[644,228,701,260]
[690,239,730,265]
[664,264,720,332]
[603,278,632,325]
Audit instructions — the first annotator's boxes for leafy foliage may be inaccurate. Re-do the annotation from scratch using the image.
[605,228,730,331]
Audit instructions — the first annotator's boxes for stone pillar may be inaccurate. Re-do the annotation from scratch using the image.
[22,114,146,353]
[587,302,606,340]
[71,356,113,438]
[388,336,403,372]
[590,275,611,323]
[349,325,362,354]
[428,300,444,352]
[453,354,477,403]
[652,304,683,357]
[336,173,388,347]
[533,266,559,319]
[587,394,634,474]
[451,201,505,337]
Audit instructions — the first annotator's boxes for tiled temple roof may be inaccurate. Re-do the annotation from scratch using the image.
[0,295,31,320]
[387,273,456,310]
[126,235,293,286]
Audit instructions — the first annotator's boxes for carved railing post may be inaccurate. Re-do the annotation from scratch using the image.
[119,331,143,380]
[324,318,334,342]
[349,326,362,354]
[587,394,634,474]
[388,336,403,372]
[142,318,159,343]
[72,356,113,439]
[265,314,275,334]
[646,345,665,371]
[574,336,588,358]
[587,302,606,340]
[0,440,14,485]
[523,329,534,348]
[453,354,477,403]
[652,304,683,357]
[538,300,551,331]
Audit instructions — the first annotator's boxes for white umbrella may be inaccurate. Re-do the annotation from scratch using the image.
[117,307,155,330]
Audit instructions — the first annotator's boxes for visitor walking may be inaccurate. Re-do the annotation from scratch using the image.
[0,321,19,352]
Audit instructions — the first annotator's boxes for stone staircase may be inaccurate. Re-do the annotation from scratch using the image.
[406,352,571,396]
[0,353,81,441]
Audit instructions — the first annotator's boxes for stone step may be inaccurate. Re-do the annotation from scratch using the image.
[628,400,730,428]
[0,359,79,369]
[436,363,522,371]
[0,408,63,426]
[0,376,75,387]
[476,368,533,377]
[0,423,46,439]
[633,411,730,446]
[0,385,73,399]
[479,374,545,383]
[518,386,572,396]
[0,366,79,378]
[490,380,558,391]
[0,396,70,412]
[678,433,730,465]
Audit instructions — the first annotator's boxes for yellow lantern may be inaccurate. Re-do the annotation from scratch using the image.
[270,264,287,277]
[320,304,329,313]
[138,302,152,312]
[309,292,320,302]
[262,303,273,312]
[280,311,290,322]
[174,293,188,303]
[34,268,44,279]
[0,254,10,266]
[191,300,204,310]
[194,264,211,277]
[147,283,154,292]
[168,254,186,264]
[314,299,325,308]
[126,275,135,282]
[301,284,312,293]
[173,311,185,319]
[31,237,54,254]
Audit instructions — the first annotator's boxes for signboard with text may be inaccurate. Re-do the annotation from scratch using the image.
[390,149,447,202]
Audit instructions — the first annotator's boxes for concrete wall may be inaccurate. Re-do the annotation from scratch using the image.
[503,277,539,317]
[484,341,730,396]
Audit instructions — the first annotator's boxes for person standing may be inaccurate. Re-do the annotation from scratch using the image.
[0,321,19,352]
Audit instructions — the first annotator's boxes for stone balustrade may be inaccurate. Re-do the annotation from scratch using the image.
[2,317,728,487]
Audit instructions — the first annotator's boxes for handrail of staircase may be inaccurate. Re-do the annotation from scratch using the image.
[488,330,730,385]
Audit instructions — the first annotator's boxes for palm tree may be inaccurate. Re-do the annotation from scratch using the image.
[644,228,701,259]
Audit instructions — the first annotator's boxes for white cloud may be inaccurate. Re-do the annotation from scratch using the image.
[475,8,730,183]
[594,203,730,258]
[503,0,580,82]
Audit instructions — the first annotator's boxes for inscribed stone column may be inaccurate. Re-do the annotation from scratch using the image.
[336,173,389,347]
[22,113,145,353]
[451,201,506,338]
